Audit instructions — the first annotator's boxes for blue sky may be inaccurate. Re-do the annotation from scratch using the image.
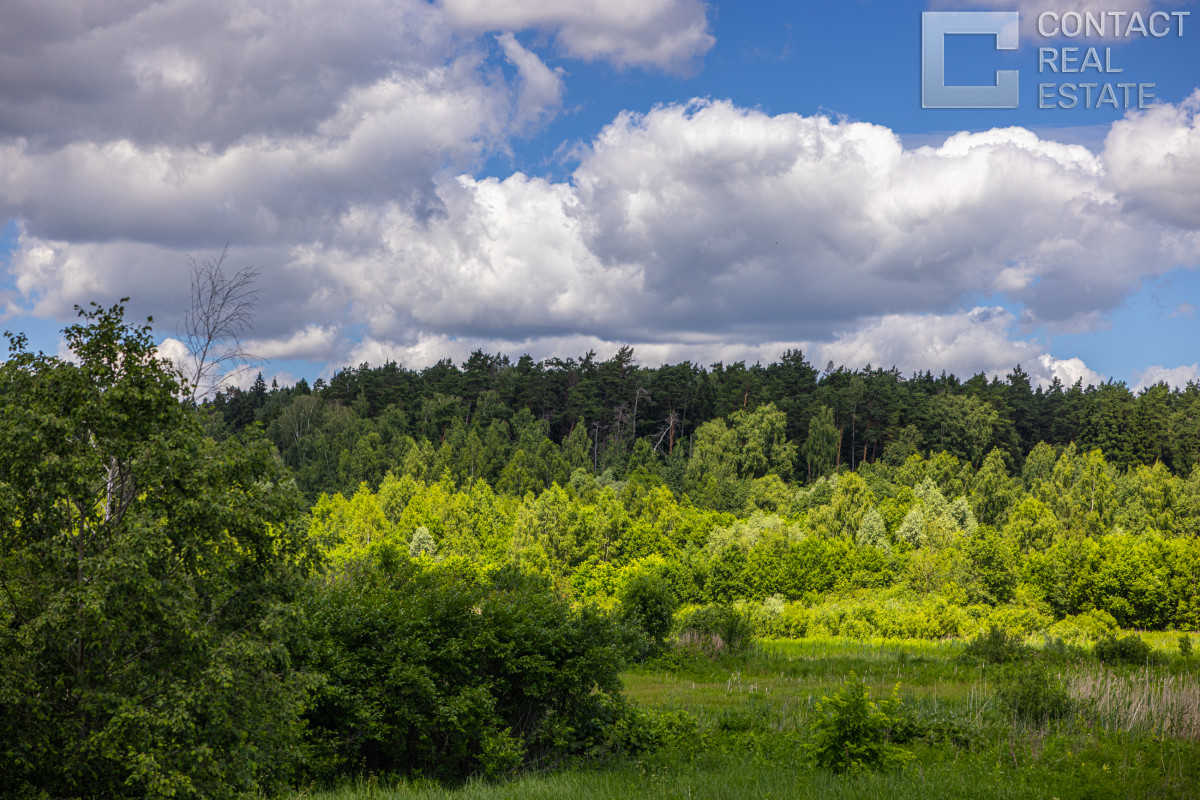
[1,0,1198,393]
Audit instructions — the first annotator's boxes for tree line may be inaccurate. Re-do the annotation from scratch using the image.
[206,349,1199,502]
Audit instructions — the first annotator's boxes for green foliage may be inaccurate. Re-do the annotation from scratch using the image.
[408,525,438,558]
[807,675,914,772]
[1180,634,1193,659]
[1045,609,1118,643]
[962,625,1029,664]
[302,554,632,782]
[995,663,1072,724]
[1094,634,1155,665]
[963,525,1017,604]
[617,565,680,661]
[856,507,889,550]
[803,405,840,481]
[676,604,755,654]
[0,302,312,800]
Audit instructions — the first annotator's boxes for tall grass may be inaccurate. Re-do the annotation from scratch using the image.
[1070,665,1200,740]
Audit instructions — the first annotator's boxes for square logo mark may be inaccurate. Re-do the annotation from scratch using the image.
[923,11,1020,108]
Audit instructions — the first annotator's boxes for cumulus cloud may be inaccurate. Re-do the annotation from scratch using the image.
[0,0,465,150]
[569,101,1196,333]
[810,306,1104,386]
[0,62,511,245]
[1133,363,1200,390]
[2,2,1199,388]
[9,95,1200,383]
[440,0,714,72]
[1105,90,1200,228]
[496,33,565,131]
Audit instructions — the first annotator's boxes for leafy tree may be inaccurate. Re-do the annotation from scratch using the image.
[808,473,875,539]
[856,507,890,550]
[963,526,1018,604]
[1004,496,1061,552]
[707,544,749,603]
[930,393,997,467]
[617,564,679,659]
[0,302,312,799]
[803,405,840,481]
[303,556,631,781]
[971,448,1018,526]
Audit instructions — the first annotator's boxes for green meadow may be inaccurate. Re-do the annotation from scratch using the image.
[301,636,1200,800]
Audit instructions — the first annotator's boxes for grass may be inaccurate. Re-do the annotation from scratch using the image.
[299,636,1200,800]
[1069,665,1200,739]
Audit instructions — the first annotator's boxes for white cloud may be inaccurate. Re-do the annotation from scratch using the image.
[1105,90,1200,229]
[0,0,461,150]
[439,0,714,72]
[246,325,343,361]
[0,60,511,245]
[569,100,1194,333]
[155,336,192,370]
[1036,353,1106,387]
[1133,363,1200,390]
[2,3,1198,388]
[496,33,565,131]
[810,306,1104,386]
[10,96,1200,382]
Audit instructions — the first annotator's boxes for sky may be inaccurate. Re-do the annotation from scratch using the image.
[1,0,1198,393]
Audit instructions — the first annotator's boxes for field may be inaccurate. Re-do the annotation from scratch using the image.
[299,635,1200,800]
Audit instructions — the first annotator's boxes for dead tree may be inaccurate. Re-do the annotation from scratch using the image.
[178,246,261,401]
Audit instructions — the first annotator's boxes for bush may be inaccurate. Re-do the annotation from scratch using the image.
[302,554,634,782]
[676,603,754,654]
[962,624,1029,664]
[983,605,1052,638]
[995,663,1072,724]
[1181,634,1193,659]
[618,567,679,661]
[1094,633,1154,665]
[807,674,914,772]
[1046,609,1118,643]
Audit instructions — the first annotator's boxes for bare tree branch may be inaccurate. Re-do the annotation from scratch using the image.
[179,246,262,401]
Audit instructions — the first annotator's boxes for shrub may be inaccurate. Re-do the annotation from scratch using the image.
[842,617,875,640]
[995,663,1072,724]
[780,602,811,637]
[807,674,914,772]
[1047,609,1118,643]
[302,554,633,782]
[1094,634,1154,665]
[618,567,679,661]
[676,603,755,654]
[1181,634,1193,659]
[962,624,1028,664]
[984,605,1052,638]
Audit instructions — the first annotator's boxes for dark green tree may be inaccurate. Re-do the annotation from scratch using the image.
[0,302,312,799]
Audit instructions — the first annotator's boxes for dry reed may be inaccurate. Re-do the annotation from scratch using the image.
[1067,665,1200,740]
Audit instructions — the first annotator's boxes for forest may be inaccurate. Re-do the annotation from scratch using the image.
[3,305,1200,799]
[207,343,1200,635]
